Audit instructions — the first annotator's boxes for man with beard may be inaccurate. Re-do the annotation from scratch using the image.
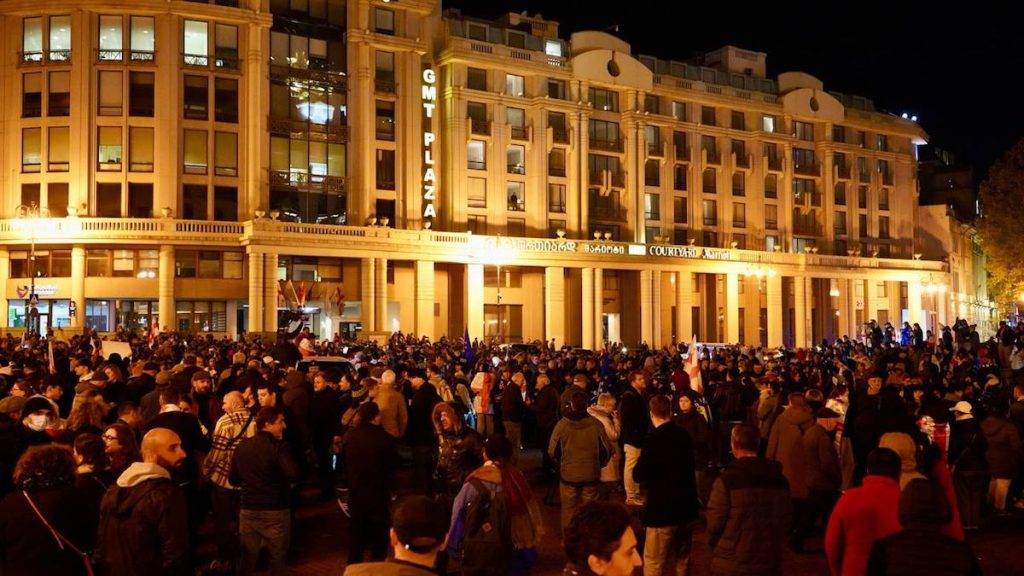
[95,427,190,575]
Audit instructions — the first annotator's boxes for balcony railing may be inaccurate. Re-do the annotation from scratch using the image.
[20,50,72,64]
[470,119,491,135]
[268,117,349,144]
[704,149,721,165]
[590,138,624,153]
[591,205,628,221]
[467,160,486,171]
[507,164,526,175]
[375,78,396,94]
[674,145,691,162]
[552,128,569,144]
[510,125,528,140]
[507,197,526,212]
[734,153,750,169]
[269,64,346,89]
[647,141,664,157]
[793,220,824,236]
[794,160,820,176]
[881,172,894,186]
[767,156,783,171]
[836,163,851,179]
[549,166,566,178]
[269,170,346,193]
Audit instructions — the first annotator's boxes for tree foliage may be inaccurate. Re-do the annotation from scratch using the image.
[978,138,1024,309]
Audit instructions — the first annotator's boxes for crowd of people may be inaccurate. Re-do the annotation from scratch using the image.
[0,316,1019,575]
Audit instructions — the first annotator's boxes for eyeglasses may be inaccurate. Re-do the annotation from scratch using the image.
[102,434,119,442]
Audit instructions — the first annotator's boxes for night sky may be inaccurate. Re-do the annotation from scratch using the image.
[443,1,1021,179]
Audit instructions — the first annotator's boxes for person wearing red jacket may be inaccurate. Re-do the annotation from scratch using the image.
[825,447,903,576]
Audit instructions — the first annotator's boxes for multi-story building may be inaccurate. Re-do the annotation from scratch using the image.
[0,1,971,347]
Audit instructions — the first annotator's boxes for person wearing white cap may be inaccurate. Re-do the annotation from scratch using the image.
[949,400,985,530]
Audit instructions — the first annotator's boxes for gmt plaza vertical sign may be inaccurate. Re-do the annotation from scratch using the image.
[422,68,437,221]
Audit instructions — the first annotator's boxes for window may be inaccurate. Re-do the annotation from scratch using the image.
[645,193,660,220]
[223,252,243,279]
[645,159,660,186]
[671,101,686,121]
[96,183,121,216]
[23,17,43,62]
[549,219,566,238]
[733,234,746,250]
[184,75,208,119]
[182,184,207,219]
[507,144,525,174]
[673,196,687,224]
[834,182,846,205]
[467,215,487,235]
[48,126,69,171]
[858,185,868,209]
[97,127,122,170]
[184,130,208,174]
[879,188,890,211]
[859,214,868,236]
[128,127,154,172]
[793,148,816,173]
[731,110,745,131]
[468,177,486,208]
[467,140,486,170]
[214,186,237,221]
[375,100,395,140]
[375,51,395,88]
[22,73,42,118]
[877,134,888,152]
[49,15,71,61]
[646,126,662,156]
[376,149,395,189]
[87,250,112,276]
[732,203,746,228]
[128,183,153,217]
[176,301,227,332]
[467,67,487,91]
[762,114,777,133]
[793,121,814,141]
[589,119,620,151]
[548,183,566,213]
[112,250,136,277]
[507,182,525,211]
[549,112,568,143]
[765,204,778,229]
[731,140,747,167]
[214,24,238,69]
[21,184,40,207]
[547,79,566,100]
[764,174,778,198]
[545,40,563,57]
[505,74,525,97]
[507,107,527,139]
[702,168,716,194]
[833,125,847,143]
[374,8,395,34]
[701,135,719,163]
[701,106,716,126]
[98,71,123,116]
[507,218,526,237]
[835,211,847,235]
[702,199,717,226]
[589,88,618,112]
[644,94,660,115]
[857,157,870,180]
[215,78,238,123]
[673,229,689,245]
[129,72,155,117]
[879,216,890,239]
[672,131,689,159]
[48,183,68,217]
[793,178,816,203]
[732,172,745,196]
[673,164,688,191]
[549,148,566,177]
[130,16,155,60]
[99,15,123,60]
[214,132,237,176]
[48,71,70,116]
[183,20,209,65]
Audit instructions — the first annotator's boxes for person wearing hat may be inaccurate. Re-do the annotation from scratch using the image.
[191,370,218,432]
[797,406,842,552]
[949,400,986,530]
[343,495,449,576]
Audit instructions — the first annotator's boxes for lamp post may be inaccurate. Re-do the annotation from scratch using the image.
[488,235,515,344]
[15,202,48,336]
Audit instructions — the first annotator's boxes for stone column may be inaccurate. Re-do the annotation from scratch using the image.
[247,251,263,333]
[71,246,86,329]
[544,267,565,347]
[466,264,484,341]
[794,275,808,349]
[676,270,693,343]
[652,270,663,347]
[908,278,923,327]
[0,249,9,328]
[263,253,277,333]
[725,272,739,344]
[158,245,174,333]
[361,258,375,332]
[593,268,604,348]
[766,273,783,348]
[375,258,388,333]
[640,270,653,346]
[415,260,435,339]
[582,268,595,350]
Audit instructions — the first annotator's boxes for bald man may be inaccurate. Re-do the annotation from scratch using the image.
[96,428,190,576]
[204,391,257,571]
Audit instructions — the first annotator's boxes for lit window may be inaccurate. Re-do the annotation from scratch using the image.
[99,16,123,60]
[22,18,43,62]
[22,128,41,173]
[214,132,237,176]
[544,40,562,57]
[130,17,155,60]
[183,130,208,174]
[48,16,71,61]
[183,20,208,65]
[505,74,525,97]
[97,127,122,171]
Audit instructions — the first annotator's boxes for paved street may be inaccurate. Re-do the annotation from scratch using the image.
[266,448,1024,575]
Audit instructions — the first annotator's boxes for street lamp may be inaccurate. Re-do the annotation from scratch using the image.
[14,202,49,336]
[488,235,516,344]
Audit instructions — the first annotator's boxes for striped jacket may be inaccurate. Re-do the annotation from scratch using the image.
[203,409,255,489]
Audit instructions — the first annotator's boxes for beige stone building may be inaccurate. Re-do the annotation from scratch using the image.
[0,1,980,346]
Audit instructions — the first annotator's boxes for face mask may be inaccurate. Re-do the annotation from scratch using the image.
[26,414,50,432]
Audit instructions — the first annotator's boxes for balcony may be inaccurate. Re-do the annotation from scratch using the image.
[836,163,851,179]
[20,50,71,65]
[552,128,569,144]
[766,156,783,171]
[269,64,346,90]
[734,153,750,169]
[793,160,820,176]
[881,172,894,186]
[589,170,626,189]
[269,170,346,194]
[591,205,628,221]
[449,36,569,69]
[510,125,528,141]
[507,164,526,175]
[647,141,665,157]
[703,149,722,165]
[590,138,624,153]
[507,196,526,212]
[674,145,691,162]
[793,219,824,236]
[268,117,349,144]
[470,119,491,136]
[375,78,396,94]
[467,160,486,170]
[549,166,566,178]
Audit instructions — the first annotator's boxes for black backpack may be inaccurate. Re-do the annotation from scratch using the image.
[460,478,512,575]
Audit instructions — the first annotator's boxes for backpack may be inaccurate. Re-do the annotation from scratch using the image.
[460,478,512,575]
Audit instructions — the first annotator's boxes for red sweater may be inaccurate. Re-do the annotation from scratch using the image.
[825,475,902,576]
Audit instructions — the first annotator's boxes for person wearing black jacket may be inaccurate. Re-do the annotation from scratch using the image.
[619,370,649,505]
[406,369,441,495]
[309,371,343,500]
[949,401,987,530]
[342,402,400,564]
[533,374,561,480]
[230,406,297,576]
[634,394,699,576]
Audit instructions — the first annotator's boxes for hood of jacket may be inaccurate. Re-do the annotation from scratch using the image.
[116,461,171,488]
[879,432,918,472]
[778,404,814,429]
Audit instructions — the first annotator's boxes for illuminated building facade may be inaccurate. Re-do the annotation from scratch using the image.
[0,1,980,346]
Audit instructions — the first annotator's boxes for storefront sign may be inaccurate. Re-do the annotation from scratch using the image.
[422,68,437,220]
[583,244,625,255]
[647,245,737,261]
[491,237,578,253]
[16,284,59,297]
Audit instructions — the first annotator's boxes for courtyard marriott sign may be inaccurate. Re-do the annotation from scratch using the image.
[476,237,737,261]
[648,245,737,260]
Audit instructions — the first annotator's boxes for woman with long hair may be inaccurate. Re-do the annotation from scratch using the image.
[66,397,108,437]
[101,422,140,480]
[0,445,94,575]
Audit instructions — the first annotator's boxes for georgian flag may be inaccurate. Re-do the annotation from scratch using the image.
[686,336,704,395]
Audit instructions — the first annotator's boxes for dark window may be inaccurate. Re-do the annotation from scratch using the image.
[21,183,40,207]
[182,184,207,220]
[129,72,155,117]
[48,71,70,116]
[128,183,153,218]
[376,100,395,140]
[22,73,42,118]
[96,183,121,217]
[376,149,395,190]
[467,67,487,91]
[214,186,237,221]
[184,75,208,120]
[48,183,68,217]
[214,78,238,123]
